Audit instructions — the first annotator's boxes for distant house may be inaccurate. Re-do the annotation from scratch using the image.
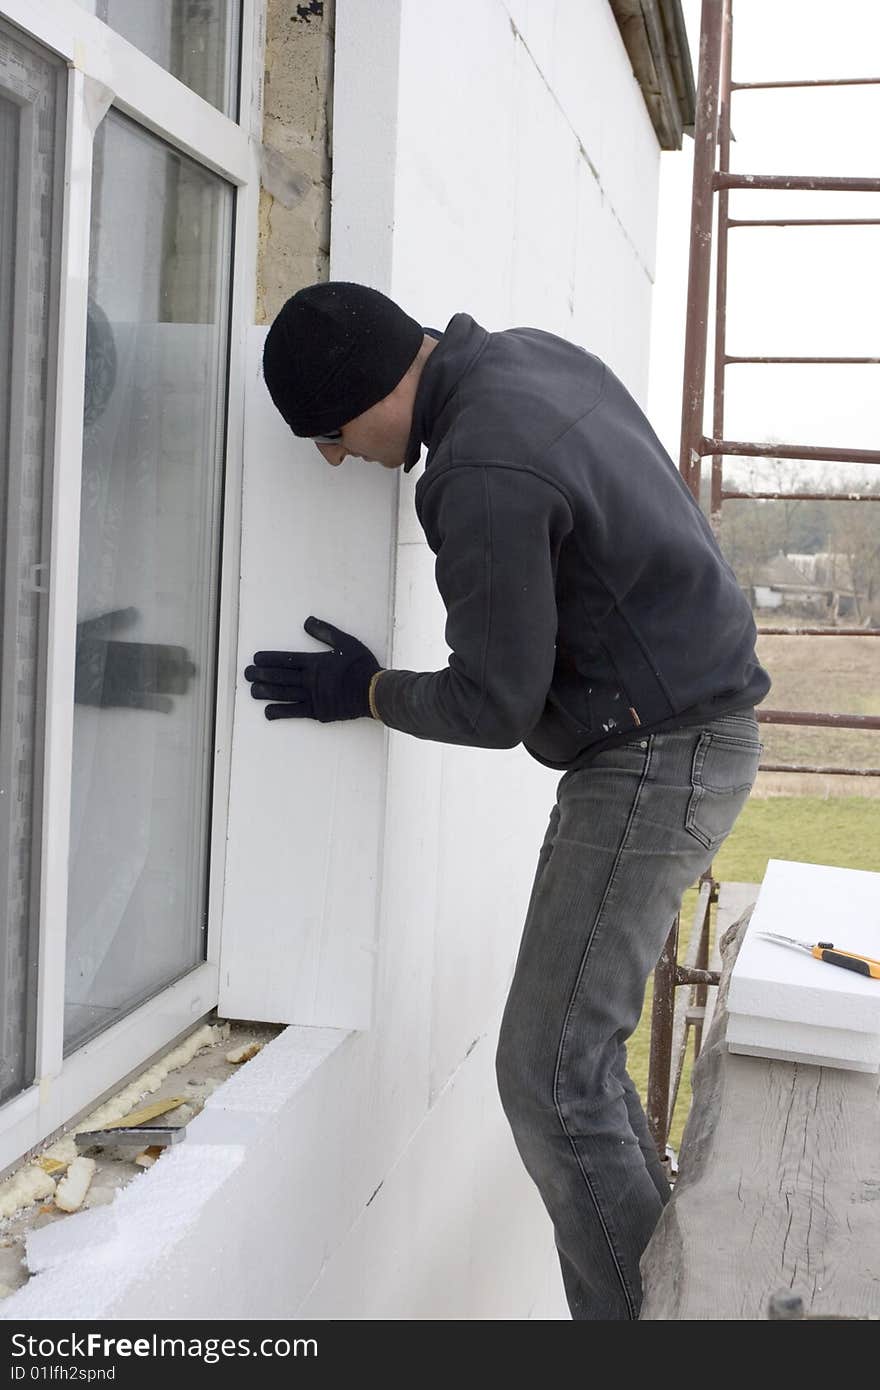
[753,552,861,619]
[788,552,857,590]
[751,553,823,610]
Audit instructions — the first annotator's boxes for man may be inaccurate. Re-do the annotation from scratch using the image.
[249,281,770,1320]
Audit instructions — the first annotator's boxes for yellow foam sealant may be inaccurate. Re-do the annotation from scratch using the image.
[0,1166,56,1221]
[55,1157,96,1213]
[0,1022,230,1222]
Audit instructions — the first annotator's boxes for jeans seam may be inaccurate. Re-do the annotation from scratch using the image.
[691,731,759,795]
[701,735,763,755]
[550,737,654,1320]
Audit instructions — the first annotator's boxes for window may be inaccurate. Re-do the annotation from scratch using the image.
[0,23,64,1108]
[0,0,255,1170]
[72,0,241,116]
[66,112,233,1051]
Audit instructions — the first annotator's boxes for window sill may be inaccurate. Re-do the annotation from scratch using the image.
[0,1022,352,1317]
[0,962,220,1177]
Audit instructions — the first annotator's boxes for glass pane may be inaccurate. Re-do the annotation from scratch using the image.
[0,28,62,1105]
[75,0,241,117]
[65,111,232,1051]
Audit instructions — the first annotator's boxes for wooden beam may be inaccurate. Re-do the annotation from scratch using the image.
[640,907,880,1319]
[609,0,696,149]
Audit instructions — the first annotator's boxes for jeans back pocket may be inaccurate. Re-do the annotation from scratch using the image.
[685,729,763,851]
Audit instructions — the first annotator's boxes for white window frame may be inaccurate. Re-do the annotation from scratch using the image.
[0,0,263,1173]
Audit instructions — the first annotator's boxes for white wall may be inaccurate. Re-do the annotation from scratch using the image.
[2,0,664,1321]
[392,0,658,392]
[360,0,660,1317]
[225,0,662,1321]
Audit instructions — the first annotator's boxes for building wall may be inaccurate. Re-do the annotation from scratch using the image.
[356,0,660,1319]
[229,0,662,1321]
[1,0,664,1320]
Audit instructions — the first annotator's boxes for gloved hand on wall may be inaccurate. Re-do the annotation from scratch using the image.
[244,617,380,722]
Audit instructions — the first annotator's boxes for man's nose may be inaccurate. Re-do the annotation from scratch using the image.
[316,442,346,467]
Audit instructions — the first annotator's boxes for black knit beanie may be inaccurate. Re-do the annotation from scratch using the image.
[262,281,424,437]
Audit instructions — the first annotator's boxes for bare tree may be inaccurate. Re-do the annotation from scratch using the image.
[829,475,880,625]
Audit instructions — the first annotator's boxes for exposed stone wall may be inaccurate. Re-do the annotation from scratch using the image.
[257,0,334,324]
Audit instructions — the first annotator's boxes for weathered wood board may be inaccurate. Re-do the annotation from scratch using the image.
[640,907,880,1320]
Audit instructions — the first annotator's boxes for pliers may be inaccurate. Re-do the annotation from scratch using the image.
[756,932,880,980]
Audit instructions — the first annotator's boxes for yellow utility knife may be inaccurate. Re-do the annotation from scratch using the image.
[757,932,880,980]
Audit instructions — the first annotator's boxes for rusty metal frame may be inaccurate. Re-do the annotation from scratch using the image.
[648,0,880,1162]
[646,875,719,1153]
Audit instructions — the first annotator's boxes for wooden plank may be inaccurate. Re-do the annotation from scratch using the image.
[703,881,759,1036]
[715,881,760,940]
[640,905,880,1319]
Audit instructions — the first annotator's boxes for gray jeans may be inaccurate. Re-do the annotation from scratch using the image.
[495,711,762,1320]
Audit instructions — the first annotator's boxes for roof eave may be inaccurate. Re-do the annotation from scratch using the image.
[609,0,697,150]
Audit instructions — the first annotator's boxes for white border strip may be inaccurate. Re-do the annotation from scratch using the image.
[205,2,264,975]
[34,64,94,1085]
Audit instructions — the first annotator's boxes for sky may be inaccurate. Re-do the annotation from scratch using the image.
[647,0,880,491]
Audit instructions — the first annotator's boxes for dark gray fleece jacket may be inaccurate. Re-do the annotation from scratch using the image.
[373,312,770,769]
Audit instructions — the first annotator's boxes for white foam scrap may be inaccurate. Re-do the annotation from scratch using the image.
[6,1146,245,1321]
[206,1025,347,1116]
[27,1204,118,1274]
[54,1157,96,1213]
[0,1165,56,1219]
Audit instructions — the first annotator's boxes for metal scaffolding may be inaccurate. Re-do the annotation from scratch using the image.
[647,0,880,1160]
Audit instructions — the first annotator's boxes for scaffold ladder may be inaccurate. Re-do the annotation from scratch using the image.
[648,0,880,1160]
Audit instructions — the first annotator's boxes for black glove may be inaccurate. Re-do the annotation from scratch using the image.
[245,616,380,722]
[75,607,196,713]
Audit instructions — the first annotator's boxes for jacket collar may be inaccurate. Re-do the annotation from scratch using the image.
[403,313,490,473]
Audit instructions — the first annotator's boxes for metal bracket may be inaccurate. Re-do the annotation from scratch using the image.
[76,1125,186,1147]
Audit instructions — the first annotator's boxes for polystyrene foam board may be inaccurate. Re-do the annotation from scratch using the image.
[727,1011,880,1073]
[726,859,880,1070]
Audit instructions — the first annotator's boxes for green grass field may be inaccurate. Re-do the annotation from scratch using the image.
[629,794,880,1152]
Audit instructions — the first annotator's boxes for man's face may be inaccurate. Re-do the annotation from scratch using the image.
[314,393,410,471]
